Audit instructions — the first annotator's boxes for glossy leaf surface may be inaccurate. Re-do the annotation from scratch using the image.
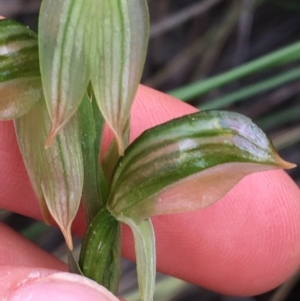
[0,19,41,119]
[15,100,84,249]
[79,208,121,294]
[39,0,149,153]
[108,110,294,223]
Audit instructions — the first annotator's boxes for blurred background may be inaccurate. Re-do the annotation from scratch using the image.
[0,0,300,300]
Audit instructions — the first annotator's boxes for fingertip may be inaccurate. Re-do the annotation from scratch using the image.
[3,269,119,301]
[0,267,56,298]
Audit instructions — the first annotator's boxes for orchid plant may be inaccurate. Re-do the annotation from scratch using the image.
[0,1,295,301]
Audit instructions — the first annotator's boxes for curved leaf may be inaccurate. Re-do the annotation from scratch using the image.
[0,19,41,119]
[90,0,149,154]
[118,217,155,301]
[108,110,294,223]
[38,0,149,153]
[38,0,90,146]
[79,208,121,294]
[15,100,84,249]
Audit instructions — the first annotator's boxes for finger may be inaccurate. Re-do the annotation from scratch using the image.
[0,120,42,220]
[0,268,121,301]
[0,223,121,300]
[0,222,66,270]
[123,169,300,295]
[110,86,300,295]
[1,85,300,296]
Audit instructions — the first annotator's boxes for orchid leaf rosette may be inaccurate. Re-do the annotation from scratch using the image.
[0,2,296,301]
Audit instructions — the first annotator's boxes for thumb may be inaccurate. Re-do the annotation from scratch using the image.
[1,268,120,301]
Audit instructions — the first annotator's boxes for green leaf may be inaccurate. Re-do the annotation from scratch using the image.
[38,0,90,146]
[118,217,155,301]
[108,110,294,223]
[14,100,84,249]
[79,208,121,294]
[90,0,149,154]
[78,92,108,224]
[0,19,41,119]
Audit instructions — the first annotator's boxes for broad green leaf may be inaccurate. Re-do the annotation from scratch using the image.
[0,19,41,119]
[118,217,155,301]
[38,0,149,153]
[38,0,90,146]
[15,100,84,249]
[108,110,295,223]
[90,0,149,154]
[79,208,121,294]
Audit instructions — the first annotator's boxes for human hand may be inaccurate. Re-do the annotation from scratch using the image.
[1,85,300,300]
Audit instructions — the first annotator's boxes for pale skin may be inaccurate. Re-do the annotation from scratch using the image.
[1,85,300,300]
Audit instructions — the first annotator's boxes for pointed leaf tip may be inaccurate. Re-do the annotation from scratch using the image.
[61,225,73,250]
[274,153,296,169]
[108,110,294,223]
[115,134,125,157]
[91,0,149,155]
[15,101,83,250]
[45,122,62,148]
[39,0,90,138]
[45,115,76,148]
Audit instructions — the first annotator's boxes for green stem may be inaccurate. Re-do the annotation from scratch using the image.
[119,217,156,301]
[169,41,300,101]
[199,67,300,110]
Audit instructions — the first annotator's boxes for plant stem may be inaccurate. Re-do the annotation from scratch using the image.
[199,66,300,110]
[169,41,300,101]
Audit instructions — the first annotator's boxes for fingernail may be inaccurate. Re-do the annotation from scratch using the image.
[6,272,119,301]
